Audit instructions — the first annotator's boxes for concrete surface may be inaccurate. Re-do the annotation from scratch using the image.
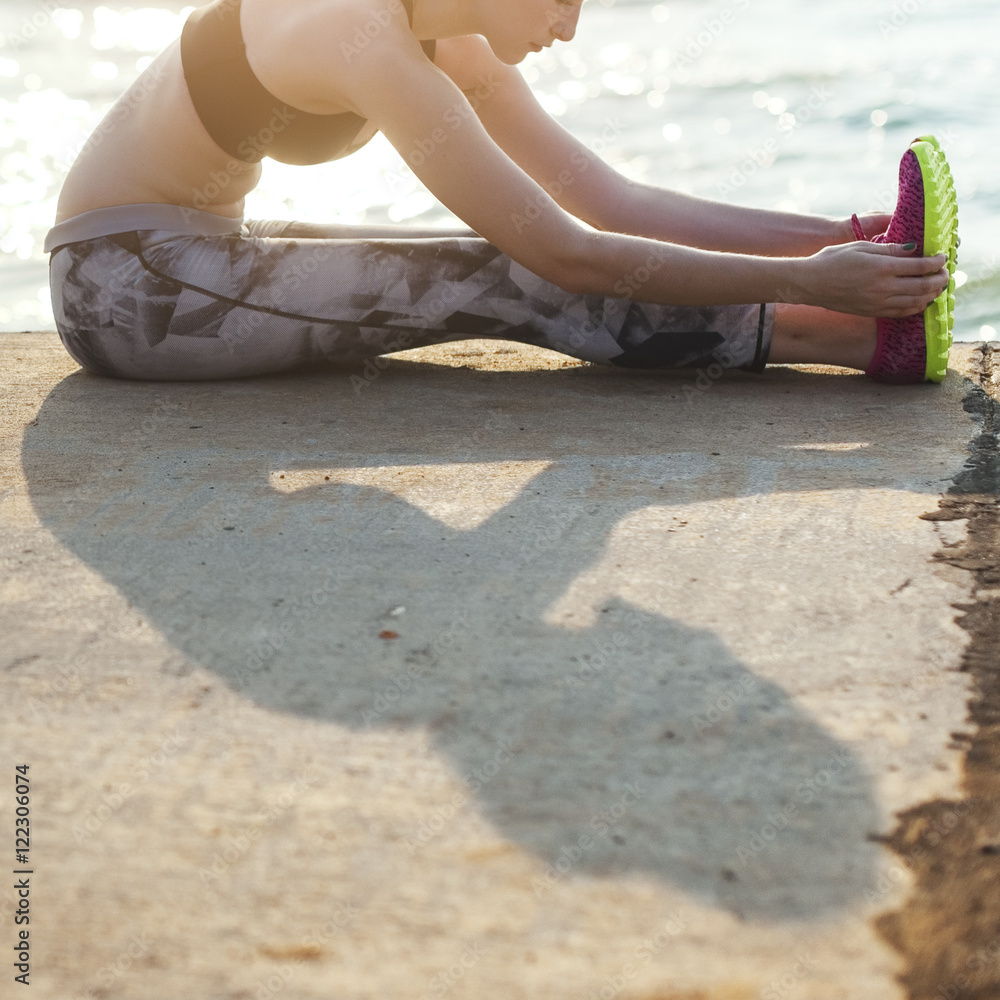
[0,334,996,999]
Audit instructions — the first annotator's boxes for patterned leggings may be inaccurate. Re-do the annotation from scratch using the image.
[49,218,773,381]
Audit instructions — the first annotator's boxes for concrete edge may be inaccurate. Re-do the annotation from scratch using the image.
[873,342,1000,999]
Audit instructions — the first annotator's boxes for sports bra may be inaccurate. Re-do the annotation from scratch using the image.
[180,0,436,166]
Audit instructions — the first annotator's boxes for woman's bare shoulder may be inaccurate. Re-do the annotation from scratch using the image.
[237,0,422,113]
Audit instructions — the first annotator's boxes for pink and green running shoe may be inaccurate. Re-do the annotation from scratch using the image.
[854,135,958,384]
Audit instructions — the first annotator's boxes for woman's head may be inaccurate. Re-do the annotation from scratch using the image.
[476,0,583,64]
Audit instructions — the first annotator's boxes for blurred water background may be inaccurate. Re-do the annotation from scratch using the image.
[0,0,996,339]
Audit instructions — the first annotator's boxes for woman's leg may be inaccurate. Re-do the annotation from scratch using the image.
[768,303,877,370]
[50,220,772,381]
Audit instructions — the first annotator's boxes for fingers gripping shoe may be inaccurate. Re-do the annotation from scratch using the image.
[855,135,958,384]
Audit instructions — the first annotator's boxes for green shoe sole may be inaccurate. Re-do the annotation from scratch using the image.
[911,134,959,382]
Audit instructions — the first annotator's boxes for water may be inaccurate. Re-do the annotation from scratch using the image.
[1,0,997,339]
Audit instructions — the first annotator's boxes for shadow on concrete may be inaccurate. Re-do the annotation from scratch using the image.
[23,358,947,923]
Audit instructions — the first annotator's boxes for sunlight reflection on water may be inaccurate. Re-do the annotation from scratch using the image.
[0,0,996,337]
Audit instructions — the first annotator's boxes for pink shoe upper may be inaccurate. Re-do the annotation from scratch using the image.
[866,315,927,384]
[871,148,926,253]
[862,147,928,384]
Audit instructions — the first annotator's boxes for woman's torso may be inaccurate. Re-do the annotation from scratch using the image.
[54,0,407,223]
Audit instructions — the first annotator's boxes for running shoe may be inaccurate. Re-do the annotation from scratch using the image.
[855,135,958,384]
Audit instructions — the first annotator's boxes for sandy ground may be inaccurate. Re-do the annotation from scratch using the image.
[2,334,998,1000]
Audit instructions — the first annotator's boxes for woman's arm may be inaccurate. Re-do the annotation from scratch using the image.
[435,37,890,257]
[582,184,887,257]
[321,12,946,317]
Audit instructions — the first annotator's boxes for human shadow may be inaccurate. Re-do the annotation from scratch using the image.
[23,358,949,922]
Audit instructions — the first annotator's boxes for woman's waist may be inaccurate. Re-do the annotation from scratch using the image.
[44,203,247,254]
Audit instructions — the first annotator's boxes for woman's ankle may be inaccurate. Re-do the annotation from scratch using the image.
[769,303,877,369]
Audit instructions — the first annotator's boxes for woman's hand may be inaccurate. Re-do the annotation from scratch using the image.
[797,241,949,317]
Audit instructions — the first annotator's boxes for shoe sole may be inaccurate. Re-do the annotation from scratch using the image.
[911,134,958,382]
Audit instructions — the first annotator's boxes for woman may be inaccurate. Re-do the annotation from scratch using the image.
[45,0,957,383]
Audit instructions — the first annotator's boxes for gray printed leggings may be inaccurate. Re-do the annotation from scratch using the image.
[48,219,773,381]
